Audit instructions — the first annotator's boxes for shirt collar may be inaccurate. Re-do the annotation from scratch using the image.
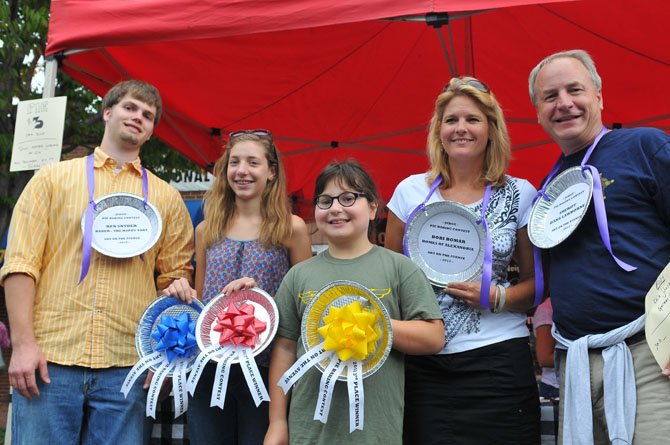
[93,147,144,175]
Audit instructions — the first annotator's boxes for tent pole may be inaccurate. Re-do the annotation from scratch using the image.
[161,113,213,165]
[426,13,458,77]
[43,56,57,98]
[445,22,460,76]
[435,29,457,77]
[464,17,474,76]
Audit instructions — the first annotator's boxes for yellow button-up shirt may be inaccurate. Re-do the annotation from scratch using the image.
[0,148,194,368]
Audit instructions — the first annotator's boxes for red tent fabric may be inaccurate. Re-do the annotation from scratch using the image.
[46,0,670,215]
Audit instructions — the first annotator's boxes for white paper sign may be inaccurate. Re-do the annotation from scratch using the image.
[10,97,67,172]
[645,262,670,369]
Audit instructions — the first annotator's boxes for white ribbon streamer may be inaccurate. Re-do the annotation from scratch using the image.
[346,359,364,432]
[121,351,163,397]
[279,342,329,394]
[187,344,231,395]
[146,359,172,418]
[314,355,345,423]
[172,359,189,418]
[210,349,236,408]
[238,346,270,406]
[282,343,366,432]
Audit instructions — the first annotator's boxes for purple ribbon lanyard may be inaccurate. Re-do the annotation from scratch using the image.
[79,154,150,283]
[534,126,636,273]
[476,184,493,308]
[579,130,636,272]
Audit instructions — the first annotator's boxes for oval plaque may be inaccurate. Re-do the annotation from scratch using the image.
[135,296,205,375]
[405,201,485,286]
[301,280,392,381]
[81,192,162,258]
[528,166,593,249]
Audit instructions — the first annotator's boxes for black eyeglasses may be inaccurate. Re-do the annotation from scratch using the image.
[314,192,367,210]
[228,129,273,140]
[443,77,490,94]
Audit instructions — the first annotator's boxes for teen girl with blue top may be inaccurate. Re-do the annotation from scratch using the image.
[187,130,312,444]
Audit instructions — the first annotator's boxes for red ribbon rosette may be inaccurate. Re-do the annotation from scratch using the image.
[213,302,267,347]
[190,289,279,410]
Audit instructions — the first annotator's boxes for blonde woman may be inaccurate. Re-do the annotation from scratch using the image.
[385,78,540,444]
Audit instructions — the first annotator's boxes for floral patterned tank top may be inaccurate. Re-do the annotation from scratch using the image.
[201,237,290,303]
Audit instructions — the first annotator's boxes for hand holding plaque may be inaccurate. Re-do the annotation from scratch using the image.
[405,201,486,287]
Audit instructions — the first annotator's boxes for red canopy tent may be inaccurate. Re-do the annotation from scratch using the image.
[46,0,669,216]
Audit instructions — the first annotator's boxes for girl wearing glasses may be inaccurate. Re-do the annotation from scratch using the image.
[188,130,312,444]
[385,77,541,444]
[265,160,443,445]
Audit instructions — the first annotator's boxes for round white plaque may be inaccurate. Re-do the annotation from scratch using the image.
[528,166,594,249]
[82,192,162,258]
[405,201,485,286]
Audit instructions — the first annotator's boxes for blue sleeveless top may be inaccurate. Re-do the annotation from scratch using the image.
[201,237,290,303]
[201,238,290,367]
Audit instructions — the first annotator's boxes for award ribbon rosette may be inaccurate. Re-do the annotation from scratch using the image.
[121,296,204,419]
[188,288,278,409]
[279,281,393,433]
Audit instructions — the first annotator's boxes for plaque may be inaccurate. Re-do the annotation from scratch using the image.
[529,166,594,249]
[405,201,485,286]
[135,296,204,375]
[81,192,162,258]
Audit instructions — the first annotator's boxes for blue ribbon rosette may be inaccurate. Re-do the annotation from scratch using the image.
[121,296,204,419]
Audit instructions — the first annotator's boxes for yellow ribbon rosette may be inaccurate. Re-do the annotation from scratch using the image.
[279,280,393,433]
[318,301,381,361]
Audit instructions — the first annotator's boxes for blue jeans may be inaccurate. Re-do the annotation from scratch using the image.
[188,362,269,445]
[12,363,147,445]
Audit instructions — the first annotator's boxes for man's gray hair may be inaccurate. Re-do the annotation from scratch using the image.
[528,49,602,107]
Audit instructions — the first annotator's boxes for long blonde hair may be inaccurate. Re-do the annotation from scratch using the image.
[201,133,292,247]
[426,77,510,188]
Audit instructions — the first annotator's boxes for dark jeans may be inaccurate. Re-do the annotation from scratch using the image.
[187,362,269,445]
[539,381,559,399]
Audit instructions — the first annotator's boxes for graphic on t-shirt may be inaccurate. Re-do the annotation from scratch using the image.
[438,289,481,344]
[439,179,523,344]
[472,180,521,284]
[600,173,614,199]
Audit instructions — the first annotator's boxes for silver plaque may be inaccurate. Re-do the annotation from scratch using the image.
[405,201,485,286]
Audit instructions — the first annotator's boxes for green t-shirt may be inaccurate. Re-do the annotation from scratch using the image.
[275,245,442,445]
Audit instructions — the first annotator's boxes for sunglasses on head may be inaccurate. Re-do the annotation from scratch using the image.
[443,78,490,94]
[228,129,273,140]
[228,129,278,155]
